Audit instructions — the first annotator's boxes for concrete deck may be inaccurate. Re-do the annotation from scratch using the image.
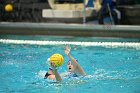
[42,8,96,23]
[0,22,140,38]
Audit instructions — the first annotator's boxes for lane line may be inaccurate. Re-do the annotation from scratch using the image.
[0,39,140,48]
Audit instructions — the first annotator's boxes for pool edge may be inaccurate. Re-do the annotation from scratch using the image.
[0,22,140,38]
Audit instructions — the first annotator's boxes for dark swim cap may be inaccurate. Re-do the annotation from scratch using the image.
[67,59,78,65]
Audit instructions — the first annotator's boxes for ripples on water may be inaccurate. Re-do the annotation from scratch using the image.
[0,40,140,93]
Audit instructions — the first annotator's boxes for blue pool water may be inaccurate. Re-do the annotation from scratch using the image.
[0,35,140,93]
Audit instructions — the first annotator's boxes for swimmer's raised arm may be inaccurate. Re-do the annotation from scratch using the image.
[65,46,78,67]
[64,45,86,76]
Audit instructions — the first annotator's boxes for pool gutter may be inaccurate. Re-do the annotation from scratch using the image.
[0,22,140,38]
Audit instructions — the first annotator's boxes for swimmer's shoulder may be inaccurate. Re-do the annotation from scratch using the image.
[38,71,55,80]
[60,72,80,78]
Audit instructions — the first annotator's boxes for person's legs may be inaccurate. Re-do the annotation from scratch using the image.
[98,12,104,24]
[113,9,121,24]
[98,7,104,24]
[112,9,121,24]
[111,10,117,24]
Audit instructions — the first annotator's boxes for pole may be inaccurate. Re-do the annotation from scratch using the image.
[83,0,86,24]
[107,3,114,25]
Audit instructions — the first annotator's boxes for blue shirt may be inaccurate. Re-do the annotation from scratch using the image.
[101,0,116,12]
[102,0,112,5]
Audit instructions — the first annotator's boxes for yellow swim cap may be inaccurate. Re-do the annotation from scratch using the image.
[50,54,64,67]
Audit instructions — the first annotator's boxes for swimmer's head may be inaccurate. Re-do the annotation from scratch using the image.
[67,59,78,72]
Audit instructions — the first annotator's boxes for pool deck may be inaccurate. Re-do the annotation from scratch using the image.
[0,22,140,38]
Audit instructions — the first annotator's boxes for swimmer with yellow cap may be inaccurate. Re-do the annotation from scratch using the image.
[44,45,86,82]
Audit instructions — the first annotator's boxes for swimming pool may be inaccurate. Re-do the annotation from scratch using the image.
[0,35,140,93]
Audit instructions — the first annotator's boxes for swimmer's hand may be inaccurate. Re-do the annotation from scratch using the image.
[50,62,62,82]
[50,62,57,70]
[65,45,71,56]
